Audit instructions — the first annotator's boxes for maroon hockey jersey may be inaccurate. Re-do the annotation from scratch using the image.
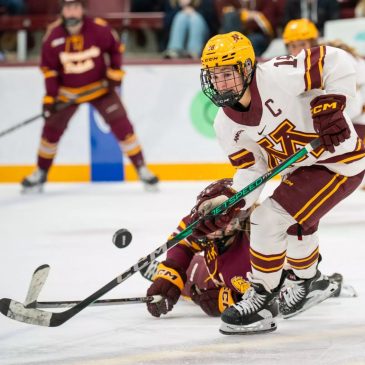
[167,215,252,296]
[40,17,124,104]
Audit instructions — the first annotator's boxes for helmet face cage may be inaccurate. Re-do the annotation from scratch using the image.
[61,0,85,26]
[200,59,254,107]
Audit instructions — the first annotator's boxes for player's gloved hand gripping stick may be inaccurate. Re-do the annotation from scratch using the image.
[0,82,107,139]
[0,138,322,327]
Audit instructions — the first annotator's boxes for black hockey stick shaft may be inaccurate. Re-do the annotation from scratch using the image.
[0,113,44,138]
[0,138,321,326]
[0,83,107,138]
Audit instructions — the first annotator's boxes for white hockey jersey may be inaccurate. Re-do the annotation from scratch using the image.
[214,46,365,208]
[352,56,365,126]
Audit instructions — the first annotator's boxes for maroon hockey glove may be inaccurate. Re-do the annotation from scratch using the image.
[107,78,121,92]
[190,285,238,317]
[310,94,350,153]
[106,68,124,92]
[146,259,186,317]
[42,96,57,119]
[190,179,245,239]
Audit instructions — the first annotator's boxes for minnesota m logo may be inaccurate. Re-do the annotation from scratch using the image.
[258,120,324,169]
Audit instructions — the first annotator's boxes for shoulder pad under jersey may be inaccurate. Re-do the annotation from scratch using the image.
[94,17,108,27]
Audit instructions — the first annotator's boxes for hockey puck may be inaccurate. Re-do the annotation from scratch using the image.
[112,229,132,248]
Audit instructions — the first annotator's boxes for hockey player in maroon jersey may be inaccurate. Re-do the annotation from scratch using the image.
[21,0,158,192]
[144,179,342,319]
[192,32,365,334]
[145,179,253,318]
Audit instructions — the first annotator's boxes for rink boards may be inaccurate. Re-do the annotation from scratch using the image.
[0,64,235,182]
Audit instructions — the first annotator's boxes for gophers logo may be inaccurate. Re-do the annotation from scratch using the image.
[232,33,242,42]
[231,276,251,293]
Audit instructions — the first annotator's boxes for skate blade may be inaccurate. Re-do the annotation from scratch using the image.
[143,183,159,192]
[283,281,338,319]
[338,283,358,298]
[21,185,44,194]
[219,318,277,335]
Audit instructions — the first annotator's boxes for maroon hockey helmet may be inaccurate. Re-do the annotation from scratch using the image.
[192,178,249,241]
[195,178,234,208]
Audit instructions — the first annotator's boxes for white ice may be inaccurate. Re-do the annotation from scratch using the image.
[0,181,365,365]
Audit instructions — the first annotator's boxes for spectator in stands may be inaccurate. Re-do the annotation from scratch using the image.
[131,0,164,12]
[355,0,365,17]
[337,0,358,19]
[130,0,164,50]
[0,0,26,60]
[0,0,25,14]
[283,0,339,36]
[163,0,220,59]
[218,0,277,57]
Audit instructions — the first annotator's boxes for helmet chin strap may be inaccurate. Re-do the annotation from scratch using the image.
[211,90,239,107]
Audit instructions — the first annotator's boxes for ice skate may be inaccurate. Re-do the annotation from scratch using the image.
[327,272,358,298]
[21,169,48,193]
[279,270,339,319]
[220,278,279,335]
[137,166,159,192]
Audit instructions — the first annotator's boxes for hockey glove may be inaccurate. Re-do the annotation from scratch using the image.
[146,259,186,317]
[190,285,238,317]
[106,68,125,92]
[42,95,57,119]
[190,179,246,239]
[310,94,350,153]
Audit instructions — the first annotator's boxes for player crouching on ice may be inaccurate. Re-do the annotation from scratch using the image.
[144,179,343,323]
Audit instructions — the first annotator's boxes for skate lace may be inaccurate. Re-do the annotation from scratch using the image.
[233,287,266,315]
[280,281,306,308]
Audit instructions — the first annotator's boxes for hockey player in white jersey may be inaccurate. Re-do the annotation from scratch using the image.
[283,18,365,189]
[193,31,365,334]
[283,18,365,148]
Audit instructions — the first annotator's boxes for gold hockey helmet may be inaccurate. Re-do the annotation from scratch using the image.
[283,19,319,44]
[200,32,256,107]
[201,31,255,69]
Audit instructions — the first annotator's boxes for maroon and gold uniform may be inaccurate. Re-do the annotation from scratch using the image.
[196,31,358,334]
[26,16,156,184]
[146,213,252,316]
[169,215,251,295]
[212,45,365,290]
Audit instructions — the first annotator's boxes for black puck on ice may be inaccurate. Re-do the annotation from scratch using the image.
[112,229,132,248]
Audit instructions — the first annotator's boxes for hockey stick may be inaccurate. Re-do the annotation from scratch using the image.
[0,138,322,327]
[22,264,161,309]
[24,264,50,307]
[0,82,107,138]
[35,296,162,309]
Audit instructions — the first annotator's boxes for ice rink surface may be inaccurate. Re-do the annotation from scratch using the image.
[0,180,364,365]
